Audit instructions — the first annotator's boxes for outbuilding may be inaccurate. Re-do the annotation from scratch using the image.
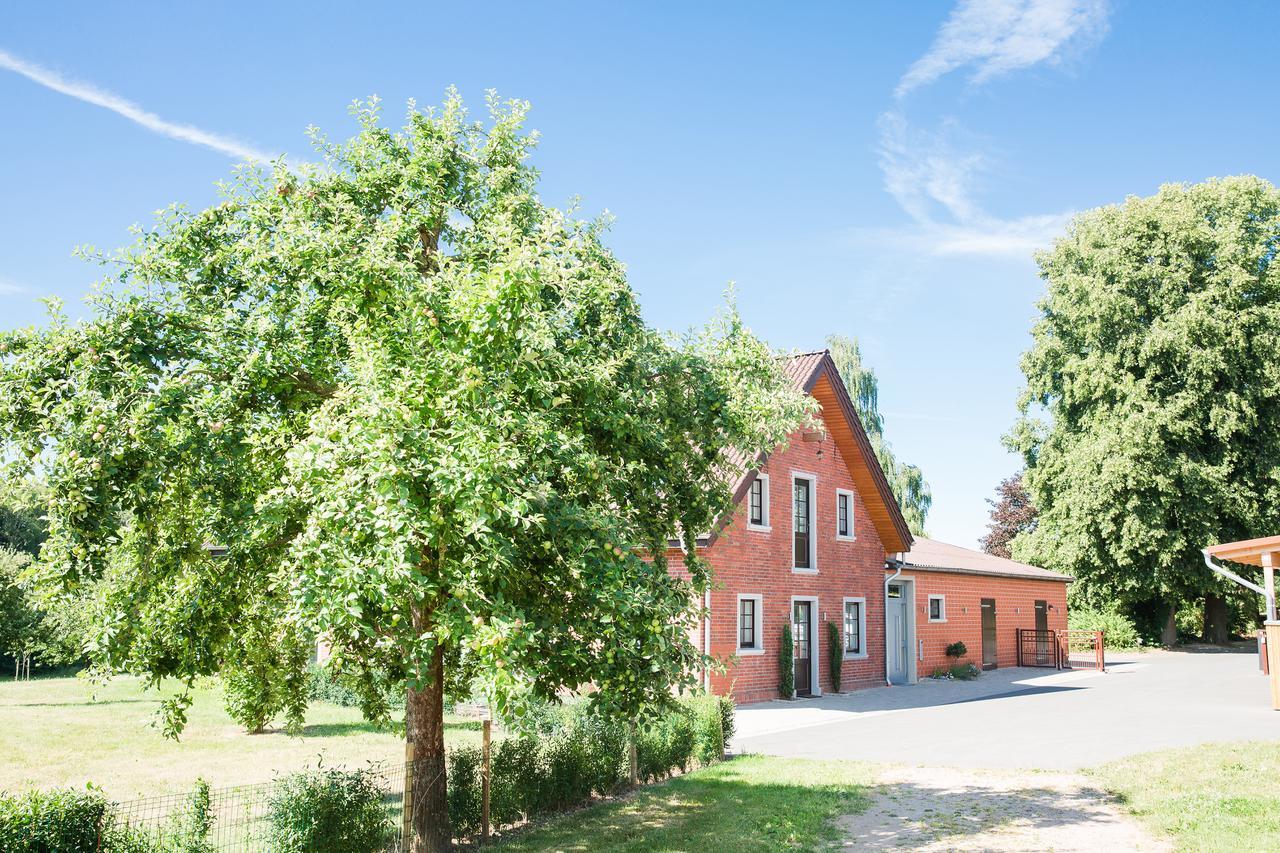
[886,538,1072,681]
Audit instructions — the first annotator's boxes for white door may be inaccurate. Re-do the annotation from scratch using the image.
[887,583,909,684]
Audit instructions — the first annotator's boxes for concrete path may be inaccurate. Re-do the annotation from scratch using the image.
[735,647,1278,769]
[838,765,1170,851]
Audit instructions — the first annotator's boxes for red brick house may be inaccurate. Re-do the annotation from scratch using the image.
[671,350,1071,703]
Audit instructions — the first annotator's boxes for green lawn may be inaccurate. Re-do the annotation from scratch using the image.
[0,674,483,800]
[1090,740,1280,851]
[495,755,873,852]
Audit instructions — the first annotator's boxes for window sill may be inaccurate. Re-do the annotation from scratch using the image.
[737,648,765,657]
[843,652,868,661]
[928,618,947,624]
[835,535,856,543]
[747,524,772,533]
[791,567,818,575]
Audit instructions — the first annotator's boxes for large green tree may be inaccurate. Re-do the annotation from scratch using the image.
[0,93,809,850]
[826,334,931,535]
[1009,176,1280,645]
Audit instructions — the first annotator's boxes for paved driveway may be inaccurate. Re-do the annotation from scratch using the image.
[735,646,1278,769]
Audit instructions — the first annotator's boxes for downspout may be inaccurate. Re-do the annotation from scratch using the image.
[704,588,712,691]
[884,555,904,686]
[1203,549,1276,621]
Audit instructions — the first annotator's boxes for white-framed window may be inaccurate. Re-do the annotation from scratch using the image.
[835,489,855,540]
[747,474,770,530]
[737,594,764,654]
[928,594,946,623]
[842,597,866,657]
[791,472,817,572]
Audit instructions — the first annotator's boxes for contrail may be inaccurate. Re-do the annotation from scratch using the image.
[0,47,276,162]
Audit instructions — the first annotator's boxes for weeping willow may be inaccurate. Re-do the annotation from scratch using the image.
[826,334,932,536]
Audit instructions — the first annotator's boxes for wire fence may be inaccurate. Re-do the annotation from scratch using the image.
[114,762,415,852]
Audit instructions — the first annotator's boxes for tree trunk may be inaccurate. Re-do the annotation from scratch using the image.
[1203,593,1230,645]
[406,643,451,852]
[1160,604,1179,647]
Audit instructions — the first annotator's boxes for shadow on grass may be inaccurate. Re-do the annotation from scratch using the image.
[3,698,162,708]
[492,757,870,852]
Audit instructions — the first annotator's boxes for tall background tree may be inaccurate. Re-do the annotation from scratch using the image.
[1009,176,1280,645]
[979,473,1037,559]
[0,93,810,850]
[826,334,931,535]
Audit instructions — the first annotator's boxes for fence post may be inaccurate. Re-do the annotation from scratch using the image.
[481,718,491,843]
[1095,630,1105,672]
[627,723,639,787]
[402,743,415,847]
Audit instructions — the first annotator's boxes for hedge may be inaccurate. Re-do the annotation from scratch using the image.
[446,693,732,839]
[266,767,391,853]
[0,788,111,853]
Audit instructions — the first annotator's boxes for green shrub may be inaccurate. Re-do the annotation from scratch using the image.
[1069,604,1140,650]
[827,621,842,692]
[778,624,794,697]
[687,694,726,765]
[948,663,980,680]
[928,666,950,679]
[266,768,392,853]
[715,694,735,746]
[446,744,484,838]
[0,788,110,852]
[945,641,967,660]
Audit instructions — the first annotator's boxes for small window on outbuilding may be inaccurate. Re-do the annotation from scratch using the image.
[928,594,946,623]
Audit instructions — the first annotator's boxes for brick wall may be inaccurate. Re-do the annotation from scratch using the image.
[901,569,1069,673]
[671,427,890,704]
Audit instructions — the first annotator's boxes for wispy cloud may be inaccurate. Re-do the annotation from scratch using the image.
[865,0,1112,258]
[870,111,1071,257]
[0,47,276,162]
[0,277,30,296]
[896,0,1110,97]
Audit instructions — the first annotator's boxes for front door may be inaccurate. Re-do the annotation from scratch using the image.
[793,601,812,696]
[981,598,998,670]
[1034,600,1049,664]
[887,583,909,684]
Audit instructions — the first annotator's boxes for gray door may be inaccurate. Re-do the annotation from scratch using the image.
[887,583,909,684]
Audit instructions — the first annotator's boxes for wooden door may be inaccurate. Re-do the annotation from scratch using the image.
[1034,600,1049,664]
[981,598,997,670]
[793,601,812,696]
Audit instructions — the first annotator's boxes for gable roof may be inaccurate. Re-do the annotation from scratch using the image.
[898,537,1072,582]
[723,350,913,554]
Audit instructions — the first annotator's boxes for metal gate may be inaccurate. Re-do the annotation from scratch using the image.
[1016,628,1057,667]
[1059,630,1105,671]
[1015,629,1106,670]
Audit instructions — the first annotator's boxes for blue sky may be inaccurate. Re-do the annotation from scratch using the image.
[2,1,1277,547]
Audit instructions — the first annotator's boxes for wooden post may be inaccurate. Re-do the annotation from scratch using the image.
[481,718,491,842]
[402,742,415,846]
[1095,631,1105,672]
[627,723,639,787]
[1266,621,1280,711]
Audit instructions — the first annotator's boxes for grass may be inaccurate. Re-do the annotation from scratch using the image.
[0,674,485,800]
[494,755,873,851]
[1090,740,1280,851]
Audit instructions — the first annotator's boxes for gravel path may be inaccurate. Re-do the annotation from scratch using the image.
[836,765,1169,851]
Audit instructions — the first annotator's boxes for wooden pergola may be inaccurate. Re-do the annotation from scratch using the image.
[1203,535,1280,709]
